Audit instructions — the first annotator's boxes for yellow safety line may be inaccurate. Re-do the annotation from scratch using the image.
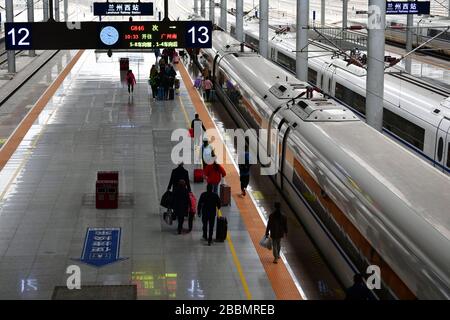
[178,92,253,300]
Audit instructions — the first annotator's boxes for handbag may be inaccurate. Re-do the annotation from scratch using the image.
[160,190,173,209]
[163,209,174,225]
[259,235,272,250]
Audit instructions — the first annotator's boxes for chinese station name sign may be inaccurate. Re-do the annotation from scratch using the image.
[386,1,430,14]
[93,2,154,16]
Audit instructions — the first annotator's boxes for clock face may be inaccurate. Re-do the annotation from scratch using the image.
[100,26,119,46]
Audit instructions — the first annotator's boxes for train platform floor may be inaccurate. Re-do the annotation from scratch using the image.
[0,49,307,300]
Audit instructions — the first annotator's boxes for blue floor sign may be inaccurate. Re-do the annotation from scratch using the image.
[77,228,127,267]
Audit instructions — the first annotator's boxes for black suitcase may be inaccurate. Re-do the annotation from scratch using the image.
[169,88,175,100]
[160,190,173,209]
[216,216,228,242]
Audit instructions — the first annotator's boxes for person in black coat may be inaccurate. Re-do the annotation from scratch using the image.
[172,180,191,234]
[265,202,288,264]
[197,184,221,245]
[167,163,191,192]
[344,274,375,300]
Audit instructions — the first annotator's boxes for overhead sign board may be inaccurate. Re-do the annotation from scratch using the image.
[5,21,212,50]
[76,228,127,267]
[386,1,430,14]
[93,2,154,16]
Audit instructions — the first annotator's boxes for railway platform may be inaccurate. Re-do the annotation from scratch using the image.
[0,49,341,299]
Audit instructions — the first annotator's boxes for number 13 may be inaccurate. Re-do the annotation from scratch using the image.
[188,26,210,44]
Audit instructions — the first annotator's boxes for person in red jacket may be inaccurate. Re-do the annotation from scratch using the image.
[126,69,137,95]
[203,161,226,194]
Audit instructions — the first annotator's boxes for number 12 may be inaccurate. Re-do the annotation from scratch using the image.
[8,27,31,46]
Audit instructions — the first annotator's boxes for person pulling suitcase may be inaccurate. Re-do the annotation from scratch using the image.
[197,184,221,246]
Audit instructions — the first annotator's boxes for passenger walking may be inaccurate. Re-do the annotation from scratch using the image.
[167,163,191,192]
[201,137,213,167]
[197,184,221,246]
[239,152,251,197]
[204,161,227,194]
[203,77,213,101]
[344,274,374,300]
[160,70,170,100]
[172,180,192,234]
[126,70,137,94]
[149,65,160,99]
[154,48,161,62]
[265,202,288,264]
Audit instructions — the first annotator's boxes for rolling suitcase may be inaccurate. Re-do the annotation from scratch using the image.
[194,168,204,183]
[216,216,228,242]
[169,88,175,100]
[220,183,231,206]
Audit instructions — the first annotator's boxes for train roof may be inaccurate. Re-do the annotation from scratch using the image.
[315,121,450,241]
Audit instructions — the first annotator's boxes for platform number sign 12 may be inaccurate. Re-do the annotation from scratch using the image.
[185,21,212,48]
[5,23,33,50]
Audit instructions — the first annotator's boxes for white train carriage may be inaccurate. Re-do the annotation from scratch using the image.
[238,21,450,175]
[201,31,450,300]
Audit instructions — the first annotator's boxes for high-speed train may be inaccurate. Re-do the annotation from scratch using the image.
[340,15,450,57]
[160,0,450,175]
[230,20,450,175]
[200,30,450,300]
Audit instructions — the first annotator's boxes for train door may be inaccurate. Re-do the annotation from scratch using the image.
[321,64,336,95]
[434,118,450,172]
[271,47,277,61]
[276,120,292,189]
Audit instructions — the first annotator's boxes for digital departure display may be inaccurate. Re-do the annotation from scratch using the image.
[5,21,212,50]
[93,2,154,16]
[386,1,430,14]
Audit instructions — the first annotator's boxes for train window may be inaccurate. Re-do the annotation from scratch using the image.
[383,108,425,151]
[308,68,317,85]
[277,51,295,72]
[245,35,259,50]
[230,26,236,37]
[335,82,366,115]
[437,137,444,162]
[447,143,450,168]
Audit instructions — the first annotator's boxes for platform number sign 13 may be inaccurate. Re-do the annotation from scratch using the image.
[5,23,33,50]
[185,21,212,48]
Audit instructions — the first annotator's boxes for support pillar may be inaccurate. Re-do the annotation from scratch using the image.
[194,0,198,15]
[201,0,206,17]
[55,0,60,21]
[209,0,215,24]
[259,0,269,58]
[236,0,244,42]
[27,0,36,57]
[64,0,68,21]
[296,0,308,82]
[343,0,348,28]
[6,0,15,73]
[405,14,413,73]
[321,0,325,26]
[43,0,49,21]
[220,0,227,31]
[365,0,386,131]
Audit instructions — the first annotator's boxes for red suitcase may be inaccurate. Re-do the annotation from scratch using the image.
[194,168,204,183]
[220,184,231,206]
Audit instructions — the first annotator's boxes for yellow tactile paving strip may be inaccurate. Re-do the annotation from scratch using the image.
[177,61,302,300]
[0,50,85,171]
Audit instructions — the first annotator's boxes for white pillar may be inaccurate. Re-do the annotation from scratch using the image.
[194,0,198,14]
[209,0,215,23]
[43,0,49,21]
[259,0,269,58]
[365,0,386,131]
[296,0,309,82]
[6,0,15,73]
[405,14,413,73]
[55,0,60,21]
[220,0,227,31]
[64,0,68,21]
[201,0,206,17]
[321,0,325,26]
[343,0,348,28]
[27,0,36,57]
[236,0,244,42]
